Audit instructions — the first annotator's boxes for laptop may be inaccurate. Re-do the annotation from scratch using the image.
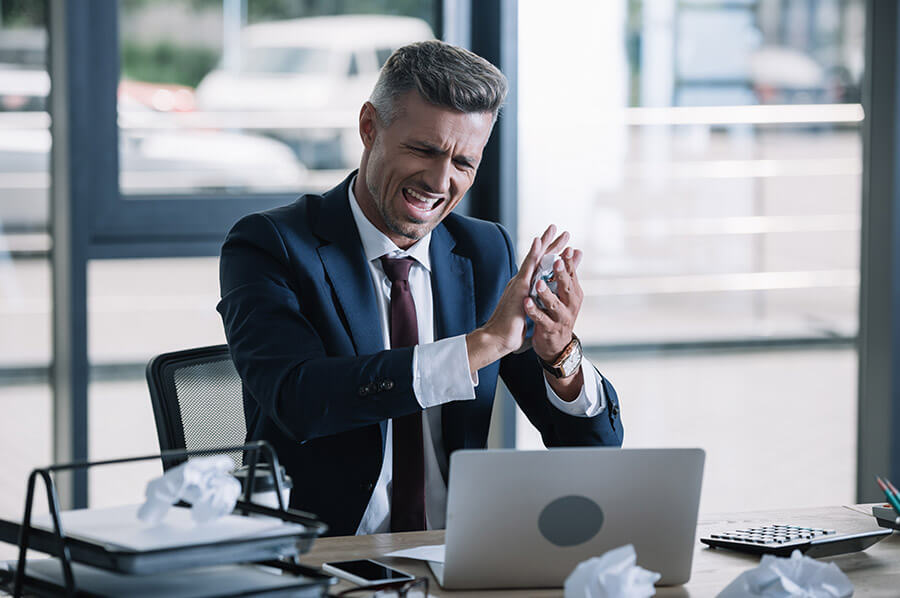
[428,447,705,589]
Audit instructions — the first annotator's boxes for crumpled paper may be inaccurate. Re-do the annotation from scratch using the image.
[564,544,661,598]
[717,550,853,598]
[530,253,560,310]
[137,455,242,524]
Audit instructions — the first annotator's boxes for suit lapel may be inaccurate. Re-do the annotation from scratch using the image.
[430,224,477,455]
[314,174,385,357]
[429,224,476,341]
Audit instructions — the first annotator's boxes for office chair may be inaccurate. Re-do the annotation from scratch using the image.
[146,344,247,471]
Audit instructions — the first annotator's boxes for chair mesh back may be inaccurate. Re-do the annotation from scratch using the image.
[172,358,246,468]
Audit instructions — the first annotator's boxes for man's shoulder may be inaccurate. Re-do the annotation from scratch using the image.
[226,180,349,246]
[253,193,323,231]
[223,194,316,250]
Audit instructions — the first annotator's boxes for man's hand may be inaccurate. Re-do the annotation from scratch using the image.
[525,246,584,362]
[525,246,585,401]
[466,225,571,373]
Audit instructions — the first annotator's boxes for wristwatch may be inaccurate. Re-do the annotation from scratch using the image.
[539,334,582,379]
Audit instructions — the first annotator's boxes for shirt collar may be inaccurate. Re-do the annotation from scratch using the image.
[347,175,432,272]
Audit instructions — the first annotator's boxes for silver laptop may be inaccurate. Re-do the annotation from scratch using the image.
[429,448,705,589]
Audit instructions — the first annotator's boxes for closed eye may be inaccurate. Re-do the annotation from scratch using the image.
[405,144,439,156]
[404,143,476,170]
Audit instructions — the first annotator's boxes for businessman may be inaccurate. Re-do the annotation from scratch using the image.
[218,40,623,537]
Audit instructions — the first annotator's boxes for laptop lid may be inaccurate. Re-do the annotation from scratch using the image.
[437,447,705,589]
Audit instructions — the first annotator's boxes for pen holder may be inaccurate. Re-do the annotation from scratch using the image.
[872,504,900,530]
[233,464,293,513]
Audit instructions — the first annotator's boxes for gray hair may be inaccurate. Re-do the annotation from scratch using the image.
[369,40,508,125]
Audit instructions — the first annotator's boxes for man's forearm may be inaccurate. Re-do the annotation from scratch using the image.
[465,328,509,375]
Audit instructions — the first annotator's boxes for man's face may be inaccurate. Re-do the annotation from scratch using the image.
[356,91,494,248]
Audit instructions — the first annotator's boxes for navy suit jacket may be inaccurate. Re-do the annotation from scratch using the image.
[218,172,623,536]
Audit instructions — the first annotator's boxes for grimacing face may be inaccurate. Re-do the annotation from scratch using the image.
[355,91,494,249]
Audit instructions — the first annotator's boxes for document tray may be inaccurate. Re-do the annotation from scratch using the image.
[3,442,331,596]
[0,512,317,575]
[0,559,334,598]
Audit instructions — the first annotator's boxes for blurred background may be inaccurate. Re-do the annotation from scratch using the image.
[0,0,871,555]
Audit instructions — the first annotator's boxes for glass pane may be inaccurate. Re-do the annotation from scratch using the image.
[518,0,863,512]
[0,2,52,560]
[87,258,226,507]
[117,0,438,197]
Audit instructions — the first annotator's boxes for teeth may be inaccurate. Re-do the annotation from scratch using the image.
[406,188,440,205]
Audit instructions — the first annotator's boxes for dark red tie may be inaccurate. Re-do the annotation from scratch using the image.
[380,256,426,532]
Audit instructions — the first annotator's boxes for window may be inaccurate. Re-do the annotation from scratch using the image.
[517,0,864,512]
[118,2,438,196]
[0,2,52,559]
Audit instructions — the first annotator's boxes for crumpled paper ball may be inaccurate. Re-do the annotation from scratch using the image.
[564,544,661,598]
[717,550,853,597]
[530,253,560,310]
[137,455,242,524]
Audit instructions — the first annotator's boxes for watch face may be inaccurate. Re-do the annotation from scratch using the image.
[560,344,582,376]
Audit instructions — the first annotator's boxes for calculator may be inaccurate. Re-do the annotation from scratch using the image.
[700,524,892,557]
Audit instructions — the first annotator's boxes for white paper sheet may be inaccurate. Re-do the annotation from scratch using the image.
[30,504,304,552]
[384,544,446,563]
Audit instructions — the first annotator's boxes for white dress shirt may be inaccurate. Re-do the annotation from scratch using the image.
[347,180,607,534]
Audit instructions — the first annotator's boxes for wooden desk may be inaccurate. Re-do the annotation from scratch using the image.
[300,505,900,597]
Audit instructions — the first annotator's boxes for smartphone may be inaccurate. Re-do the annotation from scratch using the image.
[322,559,415,586]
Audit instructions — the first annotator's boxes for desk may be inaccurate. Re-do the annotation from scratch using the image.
[301,505,900,597]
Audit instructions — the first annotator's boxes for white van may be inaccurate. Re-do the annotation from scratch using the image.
[194,15,435,169]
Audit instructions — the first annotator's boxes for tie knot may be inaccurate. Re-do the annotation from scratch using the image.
[380,256,416,283]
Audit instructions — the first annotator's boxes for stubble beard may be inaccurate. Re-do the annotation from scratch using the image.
[367,179,427,242]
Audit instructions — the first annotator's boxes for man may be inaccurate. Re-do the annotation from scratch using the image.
[218,40,623,537]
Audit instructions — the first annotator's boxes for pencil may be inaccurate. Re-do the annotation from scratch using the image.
[886,477,900,497]
[883,477,900,525]
[886,478,900,522]
[876,476,900,519]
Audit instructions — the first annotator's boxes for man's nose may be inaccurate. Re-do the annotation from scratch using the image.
[422,158,452,195]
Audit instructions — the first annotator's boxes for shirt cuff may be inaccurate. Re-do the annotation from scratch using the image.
[544,357,607,417]
[412,335,477,409]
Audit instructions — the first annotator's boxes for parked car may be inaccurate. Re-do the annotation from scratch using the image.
[0,28,48,112]
[0,89,307,230]
[194,15,435,169]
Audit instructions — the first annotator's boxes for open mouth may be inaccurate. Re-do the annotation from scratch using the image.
[402,187,445,215]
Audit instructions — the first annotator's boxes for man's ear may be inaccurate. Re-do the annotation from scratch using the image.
[359,102,378,149]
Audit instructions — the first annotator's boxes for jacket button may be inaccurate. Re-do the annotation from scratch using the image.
[358,385,369,397]
[379,379,394,391]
